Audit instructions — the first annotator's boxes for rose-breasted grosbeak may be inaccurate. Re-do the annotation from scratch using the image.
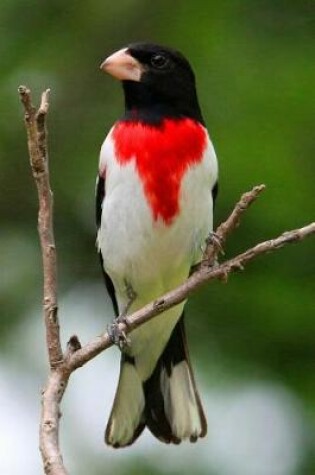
[96,43,218,448]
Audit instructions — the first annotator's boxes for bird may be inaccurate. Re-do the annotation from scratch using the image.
[96,42,218,448]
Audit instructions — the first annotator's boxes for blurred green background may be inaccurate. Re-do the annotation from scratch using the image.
[0,1,314,474]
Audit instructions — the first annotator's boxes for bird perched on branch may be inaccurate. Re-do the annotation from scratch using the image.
[96,42,218,448]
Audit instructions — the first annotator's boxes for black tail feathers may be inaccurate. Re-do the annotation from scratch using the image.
[105,315,207,448]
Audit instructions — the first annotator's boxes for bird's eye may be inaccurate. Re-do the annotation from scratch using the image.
[150,54,169,69]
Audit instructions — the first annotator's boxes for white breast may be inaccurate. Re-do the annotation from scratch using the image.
[98,129,218,308]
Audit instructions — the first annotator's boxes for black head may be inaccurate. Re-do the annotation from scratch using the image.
[101,42,204,124]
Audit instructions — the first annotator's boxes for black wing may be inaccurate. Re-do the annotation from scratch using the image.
[212,180,219,209]
[95,174,105,228]
[96,175,119,317]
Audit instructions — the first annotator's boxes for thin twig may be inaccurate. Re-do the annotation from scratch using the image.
[19,86,64,475]
[19,86,315,475]
[202,184,266,265]
[19,85,62,368]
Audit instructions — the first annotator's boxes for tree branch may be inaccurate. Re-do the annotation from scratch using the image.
[19,87,315,475]
[19,86,65,474]
[202,184,266,265]
[18,86,62,369]
[68,221,315,370]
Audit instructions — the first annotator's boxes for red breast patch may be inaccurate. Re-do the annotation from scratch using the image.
[112,118,206,224]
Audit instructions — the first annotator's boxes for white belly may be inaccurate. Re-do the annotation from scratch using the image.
[99,154,214,301]
[98,132,217,378]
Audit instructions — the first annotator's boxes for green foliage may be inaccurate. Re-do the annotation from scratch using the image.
[0,1,314,473]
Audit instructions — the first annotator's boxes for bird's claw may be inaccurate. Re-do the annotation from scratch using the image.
[108,281,136,351]
[120,280,137,317]
[206,231,224,254]
[107,321,130,350]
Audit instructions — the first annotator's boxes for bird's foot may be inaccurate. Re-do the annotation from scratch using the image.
[107,319,130,350]
[120,280,137,317]
[199,231,224,269]
[108,281,136,350]
[205,231,224,255]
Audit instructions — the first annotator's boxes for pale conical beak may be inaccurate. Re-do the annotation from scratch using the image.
[100,48,143,81]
